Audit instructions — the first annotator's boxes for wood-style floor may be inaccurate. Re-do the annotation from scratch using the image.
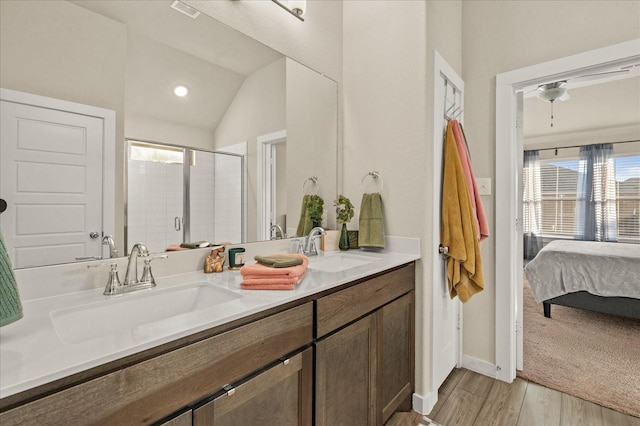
[386,368,640,426]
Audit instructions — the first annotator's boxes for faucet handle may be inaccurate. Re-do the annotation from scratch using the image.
[140,255,167,285]
[103,263,123,295]
[307,238,318,256]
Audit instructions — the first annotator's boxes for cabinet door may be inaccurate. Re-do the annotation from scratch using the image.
[315,314,377,426]
[193,348,312,426]
[378,292,415,424]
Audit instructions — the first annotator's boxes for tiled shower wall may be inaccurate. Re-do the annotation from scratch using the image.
[127,160,183,253]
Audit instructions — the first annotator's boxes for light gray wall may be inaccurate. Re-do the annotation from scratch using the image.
[286,59,338,233]
[214,58,287,242]
[342,0,464,400]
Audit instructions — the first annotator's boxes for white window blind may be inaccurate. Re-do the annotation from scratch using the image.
[537,154,640,241]
[539,159,579,237]
[616,155,640,241]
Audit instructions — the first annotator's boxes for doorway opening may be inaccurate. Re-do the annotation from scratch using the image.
[257,130,287,241]
[495,39,640,383]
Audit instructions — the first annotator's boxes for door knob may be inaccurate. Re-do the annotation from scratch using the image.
[0,199,6,214]
[90,231,100,239]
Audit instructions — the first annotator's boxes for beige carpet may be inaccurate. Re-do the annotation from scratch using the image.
[518,278,640,417]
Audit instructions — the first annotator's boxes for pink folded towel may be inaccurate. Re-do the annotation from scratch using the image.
[240,253,308,290]
[241,275,303,290]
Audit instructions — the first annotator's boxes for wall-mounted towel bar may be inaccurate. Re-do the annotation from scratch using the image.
[361,171,384,191]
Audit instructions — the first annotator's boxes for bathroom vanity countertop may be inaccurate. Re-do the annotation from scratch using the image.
[0,250,419,400]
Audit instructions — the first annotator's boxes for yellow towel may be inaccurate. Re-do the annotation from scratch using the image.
[441,123,484,302]
[358,193,385,248]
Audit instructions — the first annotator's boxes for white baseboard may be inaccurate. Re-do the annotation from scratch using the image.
[461,354,497,379]
[412,391,438,415]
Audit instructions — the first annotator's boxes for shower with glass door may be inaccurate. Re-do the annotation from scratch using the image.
[126,140,244,254]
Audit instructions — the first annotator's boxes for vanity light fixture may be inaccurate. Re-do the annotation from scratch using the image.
[272,0,306,21]
[173,85,189,97]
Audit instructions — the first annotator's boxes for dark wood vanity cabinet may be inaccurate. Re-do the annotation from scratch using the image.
[1,262,415,426]
[315,263,415,426]
[0,303,314,426]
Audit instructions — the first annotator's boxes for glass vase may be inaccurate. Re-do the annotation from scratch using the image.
[339,223,350,250]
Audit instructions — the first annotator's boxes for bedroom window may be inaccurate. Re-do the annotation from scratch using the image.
[616,155,640,242]
[536,154,640,242]
[539,159,579,237]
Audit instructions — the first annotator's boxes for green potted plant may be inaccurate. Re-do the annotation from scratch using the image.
[334,195,354,250]
[307,195,324,228]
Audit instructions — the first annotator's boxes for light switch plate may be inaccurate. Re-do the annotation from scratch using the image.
[477,178,491,195]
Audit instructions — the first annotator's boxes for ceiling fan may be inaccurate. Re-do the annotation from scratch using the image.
[527,68,632,127]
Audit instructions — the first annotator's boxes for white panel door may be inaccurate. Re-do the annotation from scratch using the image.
[432,52,463,394]
[0,100,103,268]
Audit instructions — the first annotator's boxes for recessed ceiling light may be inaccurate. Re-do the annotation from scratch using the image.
[174,85,189,97]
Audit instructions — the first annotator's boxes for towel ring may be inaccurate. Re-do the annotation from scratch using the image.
[302,176,319,195]
[361,171,384,192]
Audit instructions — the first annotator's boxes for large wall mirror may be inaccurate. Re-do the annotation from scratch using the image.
[0,0,338,268]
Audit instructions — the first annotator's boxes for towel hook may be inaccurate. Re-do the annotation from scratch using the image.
[302,176,319,195]
[451,105,464,120]
[361,171,384,192]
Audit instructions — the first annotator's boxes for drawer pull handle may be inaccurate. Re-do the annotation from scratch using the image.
[223,384,235,396]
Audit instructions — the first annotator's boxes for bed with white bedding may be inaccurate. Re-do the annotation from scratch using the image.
[524,240,640,319]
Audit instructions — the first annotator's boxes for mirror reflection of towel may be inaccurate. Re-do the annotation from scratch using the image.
[0,230,23,327]
[359,193,385,248]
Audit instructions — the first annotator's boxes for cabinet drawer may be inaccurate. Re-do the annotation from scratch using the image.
[316,263,414,338]
[193,347,313,426]
[0,302,313,426]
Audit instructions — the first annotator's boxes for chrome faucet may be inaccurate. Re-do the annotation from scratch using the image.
[270,224,286,240]
[102,235,119,258]
[304,227,325,256]
[123,242,151,286]
[102,243,166,296]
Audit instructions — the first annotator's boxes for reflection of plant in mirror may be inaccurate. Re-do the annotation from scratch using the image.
[334,195,354,224]
[307,196,324,227]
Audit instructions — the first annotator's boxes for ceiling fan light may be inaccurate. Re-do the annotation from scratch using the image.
[538,86,566,102]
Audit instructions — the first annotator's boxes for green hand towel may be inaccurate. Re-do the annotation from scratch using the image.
[180,241,210,249]
[296,194,313,237]
[0,230,23,327]
[255,255,304,268]
[358,193,385,248]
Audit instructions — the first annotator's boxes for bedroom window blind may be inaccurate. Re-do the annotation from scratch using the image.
[616,155,640,242]
[539,159,579,237]
[536,154,640,242]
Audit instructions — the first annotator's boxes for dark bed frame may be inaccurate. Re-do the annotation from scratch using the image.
[543,291,640,320]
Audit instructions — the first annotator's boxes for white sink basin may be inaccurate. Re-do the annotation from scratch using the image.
[50,283,241,344]
[308,253,380,273]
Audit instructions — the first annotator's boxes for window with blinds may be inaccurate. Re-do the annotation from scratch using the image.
[616,155,640,242]
[537,154,640,242]
[539,159,579,237]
